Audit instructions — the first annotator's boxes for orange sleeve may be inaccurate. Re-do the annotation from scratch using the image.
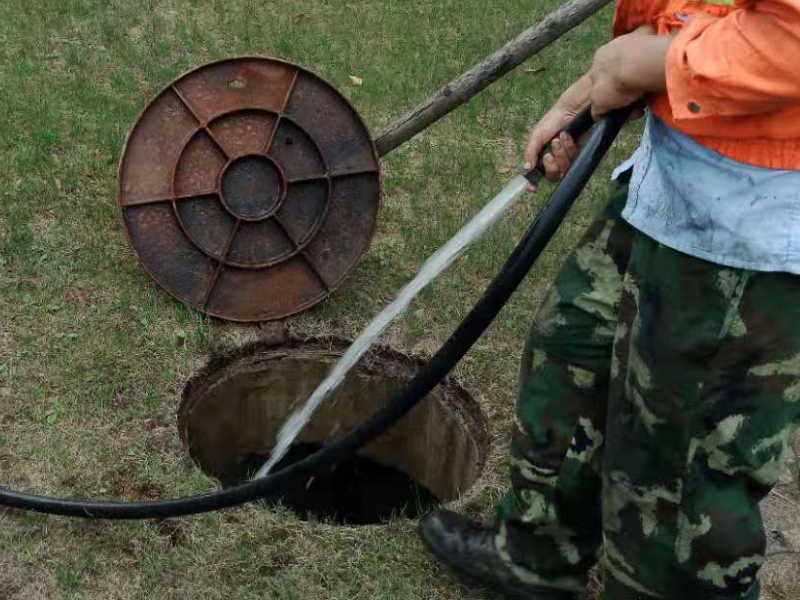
[666,1,800,120]
[613,1,655,37]
[613,1,634,37]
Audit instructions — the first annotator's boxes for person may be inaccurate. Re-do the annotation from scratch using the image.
[419,1,800,599]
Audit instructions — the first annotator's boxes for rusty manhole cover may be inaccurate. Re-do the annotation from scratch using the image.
[118,57,380,322]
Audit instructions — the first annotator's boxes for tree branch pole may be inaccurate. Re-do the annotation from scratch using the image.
[374,0,613,157]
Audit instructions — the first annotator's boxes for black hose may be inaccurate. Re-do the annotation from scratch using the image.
[0,106,632,519]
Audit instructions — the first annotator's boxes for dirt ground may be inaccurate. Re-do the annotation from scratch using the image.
[758,434,800,600]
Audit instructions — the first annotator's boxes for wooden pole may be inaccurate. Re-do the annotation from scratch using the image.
[374,0,613,157]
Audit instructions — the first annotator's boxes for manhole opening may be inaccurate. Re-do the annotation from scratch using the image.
[220,444,440,525]
[179,338,490,525]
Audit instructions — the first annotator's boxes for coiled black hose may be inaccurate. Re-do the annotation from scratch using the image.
[0,106,632,519]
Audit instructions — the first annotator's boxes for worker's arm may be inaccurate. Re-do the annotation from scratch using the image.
[588,26,672,119]
[666,1,800,120]
[524,27,670,184]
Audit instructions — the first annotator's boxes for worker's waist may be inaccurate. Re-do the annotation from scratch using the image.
[618,112,800,275]
[650,95,800,170]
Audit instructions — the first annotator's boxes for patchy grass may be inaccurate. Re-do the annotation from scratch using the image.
[2,1,797,599]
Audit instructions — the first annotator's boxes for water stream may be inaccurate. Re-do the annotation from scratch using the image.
[252,175,530,479]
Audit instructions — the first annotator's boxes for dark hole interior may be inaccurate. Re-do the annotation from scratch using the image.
[219,443,440,525]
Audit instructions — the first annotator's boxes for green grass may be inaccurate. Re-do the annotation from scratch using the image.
[3,1,796,599]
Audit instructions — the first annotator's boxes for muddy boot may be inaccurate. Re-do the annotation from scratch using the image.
[420,510,582,600]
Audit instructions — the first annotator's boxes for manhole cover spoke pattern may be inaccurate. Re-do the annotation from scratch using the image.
[118,57,380,322]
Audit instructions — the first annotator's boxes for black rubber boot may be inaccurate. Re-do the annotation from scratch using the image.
[419,510,582,600]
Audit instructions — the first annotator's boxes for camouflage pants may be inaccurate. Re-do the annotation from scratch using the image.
[496,174,800,599]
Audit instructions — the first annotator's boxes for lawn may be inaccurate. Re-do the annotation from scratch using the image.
[1,1,797,599]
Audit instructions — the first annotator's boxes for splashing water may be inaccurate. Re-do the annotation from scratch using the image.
[252,175,530,479]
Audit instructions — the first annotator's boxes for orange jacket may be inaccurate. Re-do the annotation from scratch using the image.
[614,0,800,169]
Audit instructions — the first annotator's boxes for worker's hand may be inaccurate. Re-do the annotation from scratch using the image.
[523,26,670,189]
[589,25,673,120]
[523,74,591,190]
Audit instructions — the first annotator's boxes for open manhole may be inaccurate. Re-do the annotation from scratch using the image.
[179,339,489,525]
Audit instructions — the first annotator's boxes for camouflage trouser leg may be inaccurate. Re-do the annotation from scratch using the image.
[496,174,800,599]
[495,177,634,595]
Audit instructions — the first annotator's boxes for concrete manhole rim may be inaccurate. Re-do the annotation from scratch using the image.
[179,336,492,519]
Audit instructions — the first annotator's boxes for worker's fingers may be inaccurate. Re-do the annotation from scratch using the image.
[524,130,552,191]
[523,114,583,191]
[542,152,562,183]
[528,132,580,188]
[549,138,572,177]
[560,132,579,161]
[523,131,548,172]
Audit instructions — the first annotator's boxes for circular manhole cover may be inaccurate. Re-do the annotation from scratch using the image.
[179,339,490,525]
[118,57,381,322]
